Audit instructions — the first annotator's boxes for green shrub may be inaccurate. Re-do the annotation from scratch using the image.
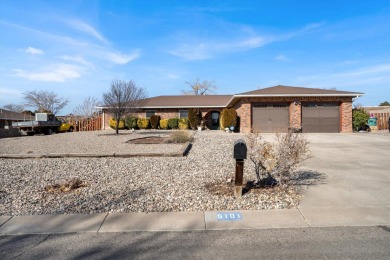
[159,119,169,129]
[179,118,189,130]
[125,116,138,129]
[168,131,193,143]
[137,118,150,129]
[220,108,237,129]
[188,108,202,130]
[109,118,126,129]
[352,108,370,131]
[168,118,179,129]
[150,115,160,129]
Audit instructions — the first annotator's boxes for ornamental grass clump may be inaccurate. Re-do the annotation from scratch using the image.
[246,130,310,187]
[168,131,193,143]
[45,178,87,193]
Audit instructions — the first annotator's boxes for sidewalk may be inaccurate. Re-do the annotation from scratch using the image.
[1,206,389,235]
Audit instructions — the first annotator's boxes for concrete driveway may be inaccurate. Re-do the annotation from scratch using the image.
[298,133,390,226]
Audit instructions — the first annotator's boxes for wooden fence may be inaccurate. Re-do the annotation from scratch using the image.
[66,116,102,132]
[371,112,390,130]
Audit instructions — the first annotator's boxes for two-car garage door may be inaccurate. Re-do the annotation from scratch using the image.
[302,103,340,133]
[252,102,340,133]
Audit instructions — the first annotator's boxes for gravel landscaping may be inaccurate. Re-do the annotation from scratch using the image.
[0,130,184,155]
[0,130,303,216]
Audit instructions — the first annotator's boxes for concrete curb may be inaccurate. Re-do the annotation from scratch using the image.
[0,142,192,159]
[1,207,389,235]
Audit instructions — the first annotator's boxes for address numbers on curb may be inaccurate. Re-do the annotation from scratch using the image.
[217,212,242,221]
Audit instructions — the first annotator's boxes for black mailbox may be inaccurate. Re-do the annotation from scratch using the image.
[233,139,247,160]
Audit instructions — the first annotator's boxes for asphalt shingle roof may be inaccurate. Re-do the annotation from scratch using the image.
[140,95,233,108]
[236,85,363,96]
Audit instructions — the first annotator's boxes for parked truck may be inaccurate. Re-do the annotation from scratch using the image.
[12,113,74,136]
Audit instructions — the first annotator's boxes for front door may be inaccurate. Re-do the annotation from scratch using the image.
[210,111,220,130]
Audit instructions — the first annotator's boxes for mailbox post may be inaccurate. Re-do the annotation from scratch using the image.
[233,139,247,197]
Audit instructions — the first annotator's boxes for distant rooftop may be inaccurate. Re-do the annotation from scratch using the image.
[0,109,34,121]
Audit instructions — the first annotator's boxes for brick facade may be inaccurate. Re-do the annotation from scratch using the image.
[232,96,353,133]
[103,108,224,130]
[233,98,251,133]
[103,96,354,133]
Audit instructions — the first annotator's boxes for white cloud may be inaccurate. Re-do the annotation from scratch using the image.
[60,55,93,67]
[67,19,108,43]
[1,21,89,47]
[238,37,267,49]
[275,54,290,62]
[104,50,141,64]
[25,47,43,55]
[169,36,268,61]
[14,64,84,82]
[167,22,321,60]
[296,63,390,88]
[331,64,390,78]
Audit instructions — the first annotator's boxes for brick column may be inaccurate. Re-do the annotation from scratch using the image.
[289,102,302,129]
[341,101,353,133]
[235,99,251,133]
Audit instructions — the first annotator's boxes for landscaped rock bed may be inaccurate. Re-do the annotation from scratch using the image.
[0,130,182,155]
[0,130,306,215]
[126,136,168,144]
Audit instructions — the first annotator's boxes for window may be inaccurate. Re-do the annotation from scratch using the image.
[179,110,188,118]
[146,110,155,118]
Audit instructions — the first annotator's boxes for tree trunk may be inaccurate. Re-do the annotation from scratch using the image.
[115,118,119,135]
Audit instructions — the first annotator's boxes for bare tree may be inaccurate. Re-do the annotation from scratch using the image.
[23,90,69,114]
[103,79,146,134]
[2,103,25,113]
[182,78,217,95]
[72,96,100,118]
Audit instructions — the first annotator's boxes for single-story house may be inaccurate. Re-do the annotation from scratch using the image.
[101,85,364,133]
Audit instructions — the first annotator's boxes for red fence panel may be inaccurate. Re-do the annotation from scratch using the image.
[371,112,390,130]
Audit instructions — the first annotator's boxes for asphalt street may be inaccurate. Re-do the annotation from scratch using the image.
[1,226,390,259]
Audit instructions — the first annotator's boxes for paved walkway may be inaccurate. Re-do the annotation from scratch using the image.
[1,207,390,234]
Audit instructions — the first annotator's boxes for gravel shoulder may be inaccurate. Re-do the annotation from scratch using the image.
[0,130,302,215]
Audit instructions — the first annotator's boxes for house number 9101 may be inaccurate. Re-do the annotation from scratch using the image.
[217,212,242,221]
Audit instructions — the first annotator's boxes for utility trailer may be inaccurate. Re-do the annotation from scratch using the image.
[12,113,62,136]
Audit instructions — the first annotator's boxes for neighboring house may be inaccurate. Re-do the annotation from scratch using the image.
[100,85,363,133]
[0,109,34,138]
[363,106,390,115]
[363,106,390,130]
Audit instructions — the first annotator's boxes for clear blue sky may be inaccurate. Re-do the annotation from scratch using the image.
[1,0,389,115]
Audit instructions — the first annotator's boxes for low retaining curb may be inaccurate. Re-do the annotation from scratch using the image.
[0,142,192,159]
